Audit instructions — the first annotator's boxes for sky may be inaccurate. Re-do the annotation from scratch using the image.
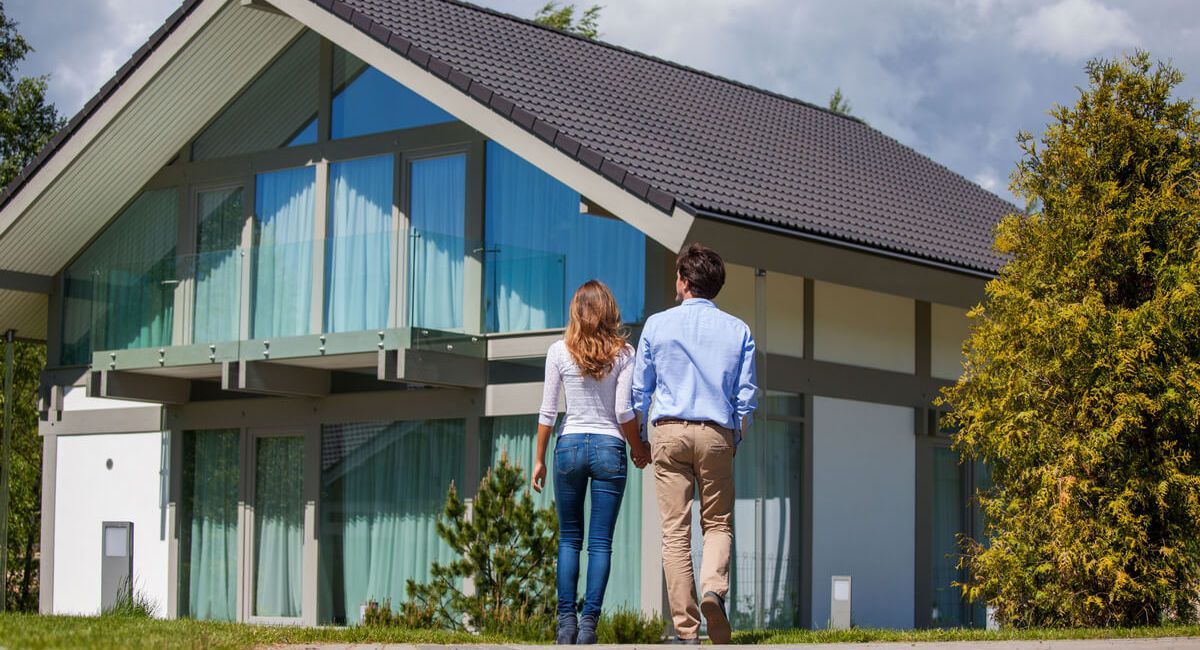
[7,0,1200,205]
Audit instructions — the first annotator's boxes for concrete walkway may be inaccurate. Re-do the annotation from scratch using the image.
[273,638,1200,650]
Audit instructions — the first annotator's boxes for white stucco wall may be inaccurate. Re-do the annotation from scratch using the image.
[931,304,970,380]
[813,281,914,374]
[54,431,169,617]
[811,396,914,629]
[62,385,157,411]
[765,270,804,357]
[717,262,756,327]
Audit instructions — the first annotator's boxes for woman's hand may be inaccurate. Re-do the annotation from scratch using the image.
[629,440,651,469]
[532,461,548,493]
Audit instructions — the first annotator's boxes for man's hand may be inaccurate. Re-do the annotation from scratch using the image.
[532,461,547,493]
[630,440,651,469]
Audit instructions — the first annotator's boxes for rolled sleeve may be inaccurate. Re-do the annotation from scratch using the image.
[538,346,562,427]
[631,325,656,418]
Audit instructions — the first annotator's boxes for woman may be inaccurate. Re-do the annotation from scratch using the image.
[532,280,650,645]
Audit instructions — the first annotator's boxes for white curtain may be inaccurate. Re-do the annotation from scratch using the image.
[183,429,239,620]
[252,166,316,338]
[254,436,305,618]
[409,155,466,331]
[326,155,393,333]
[193,188,243,343]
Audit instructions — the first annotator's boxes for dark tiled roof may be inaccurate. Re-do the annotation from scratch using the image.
[327,0,1015,274]
[1,0,1015,275]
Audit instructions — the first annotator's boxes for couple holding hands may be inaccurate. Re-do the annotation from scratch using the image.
[532,243,757,645]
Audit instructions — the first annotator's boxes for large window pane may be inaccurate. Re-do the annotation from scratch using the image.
[61,189,178,365]
[484,142,645,332]
[254,436,305,618]
[319,419,465,625]
[931,446,964,627]
[409,155,466,330]
[331,47,454,140]
[326,155,394,332]
[179,429,239,621]
[193,187,244,343]
[193,31,320,160]
[481,415,642,612]
[252,166,316,338]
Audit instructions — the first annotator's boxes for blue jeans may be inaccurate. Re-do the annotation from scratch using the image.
[554,433,627,618]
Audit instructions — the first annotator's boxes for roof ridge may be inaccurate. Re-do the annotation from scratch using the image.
[435,0,868,127]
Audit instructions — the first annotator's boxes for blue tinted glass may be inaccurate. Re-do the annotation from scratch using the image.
[484,142,645,333]
[409,155,466,331]
[287,119,318,147]
[325,155,393,333]
[332,67,454,139]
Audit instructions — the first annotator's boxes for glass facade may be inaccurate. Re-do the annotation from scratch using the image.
[331,47,454,139]
[252,166,316,339]
[481,415,642,612]
[193,32,320,160]
[193,187,244,344]
[319,419,465,625]
[325,155,394,333]
[484,142,646,332]
[409,154,467,330]
[61,188,178,365]
[253,435,306,618]
[178,429,240,620]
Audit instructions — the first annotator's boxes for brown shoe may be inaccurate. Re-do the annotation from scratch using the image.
[701,591,730,644]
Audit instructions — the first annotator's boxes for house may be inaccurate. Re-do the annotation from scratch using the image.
[0,0,1014,630]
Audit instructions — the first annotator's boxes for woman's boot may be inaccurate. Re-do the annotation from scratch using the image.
[557,612,579,644]
[576,613,598,644]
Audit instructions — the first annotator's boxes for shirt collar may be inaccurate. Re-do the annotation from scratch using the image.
[681,298,716,308]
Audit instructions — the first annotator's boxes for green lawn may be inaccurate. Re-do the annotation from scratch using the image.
[1,613,1198,649]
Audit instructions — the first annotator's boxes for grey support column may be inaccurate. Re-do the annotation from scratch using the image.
[913,301,933,627]
[800,279,814,629]
[38,431,56,614]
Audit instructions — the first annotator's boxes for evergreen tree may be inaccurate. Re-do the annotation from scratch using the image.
[828,87,852,115]
[405,453,558,633]
[943,52,1200,627]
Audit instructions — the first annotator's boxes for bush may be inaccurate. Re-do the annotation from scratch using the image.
[597,607,667,643]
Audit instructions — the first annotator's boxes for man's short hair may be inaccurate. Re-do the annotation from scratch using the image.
[676,242,726,300]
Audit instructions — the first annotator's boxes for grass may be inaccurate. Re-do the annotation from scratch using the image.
[1,613,1199,649]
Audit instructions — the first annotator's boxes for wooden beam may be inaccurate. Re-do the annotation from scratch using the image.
[89,369,190,405]
[377,348,486,388]
[222,360,330,398]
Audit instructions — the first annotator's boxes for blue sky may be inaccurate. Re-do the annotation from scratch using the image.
[9,0,1199,204]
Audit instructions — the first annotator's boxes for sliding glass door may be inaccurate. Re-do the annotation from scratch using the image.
[245,429,306,623]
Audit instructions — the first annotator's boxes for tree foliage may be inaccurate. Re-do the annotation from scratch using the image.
[828,87,852,115]
[405,454,558,634]
[0,2,60,611]
[532,1,602,40]
[942,52,1200,627]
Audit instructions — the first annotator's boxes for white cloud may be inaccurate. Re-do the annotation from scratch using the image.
[1013,0,1137,62]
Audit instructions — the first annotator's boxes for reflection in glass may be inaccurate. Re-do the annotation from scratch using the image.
[252,166,316,338]
[319,420,465,625]
[931,446,964,627]
[193,31,320,160]
[325,155,393,332]
[331,47,454,139]
[480,415,643,612]
[409,155,466,330]
[61,188,178,364]
[254,436,305,618]
[179,429,239,620]
[194,188,243,343]
[484,142,645,332]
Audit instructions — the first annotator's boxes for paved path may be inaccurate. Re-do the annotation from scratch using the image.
[272,638,1200,650]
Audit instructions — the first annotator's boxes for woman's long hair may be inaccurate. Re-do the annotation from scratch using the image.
[564,280,628,380]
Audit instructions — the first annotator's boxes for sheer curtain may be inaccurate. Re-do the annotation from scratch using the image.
[482,416,642,612]
[931,446,964,626]
[483,142,646,333]
[319,419,465,625]
[61,188,178,364]
[326,155,393,333]
[409,155,466,330]
[194,188,243,344]
[180,429,239,620]
[253,166,315,338]
[254,436,305,618]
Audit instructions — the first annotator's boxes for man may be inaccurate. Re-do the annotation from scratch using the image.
[632,243,758,645]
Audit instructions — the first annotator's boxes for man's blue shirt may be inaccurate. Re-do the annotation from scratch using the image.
[631,298,758,443]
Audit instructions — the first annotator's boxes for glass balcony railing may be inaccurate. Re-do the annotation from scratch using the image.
[482,240,567,333]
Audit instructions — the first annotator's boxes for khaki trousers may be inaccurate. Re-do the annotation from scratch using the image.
[652,420,735,639]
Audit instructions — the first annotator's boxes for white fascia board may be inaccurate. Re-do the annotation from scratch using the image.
[0,0,227,239]
[269,0,693,252]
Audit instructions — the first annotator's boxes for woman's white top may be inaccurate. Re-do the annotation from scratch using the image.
[538,340,635,439]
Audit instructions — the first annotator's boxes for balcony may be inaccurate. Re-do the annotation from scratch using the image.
[67,229,567,403]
